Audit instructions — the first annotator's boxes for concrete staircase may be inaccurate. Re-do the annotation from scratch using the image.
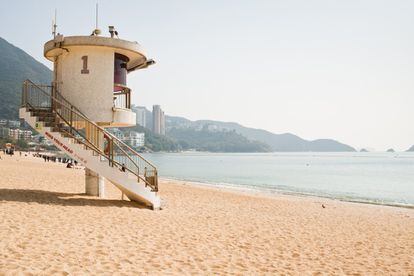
[20,80,161,209]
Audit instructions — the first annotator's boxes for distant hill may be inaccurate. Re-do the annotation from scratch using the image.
[165,116,356,152]
[167,126,271,152]
[0,37,52,119]
[126,108,271,152]
[386,148,395,153]
[407,145,414,152]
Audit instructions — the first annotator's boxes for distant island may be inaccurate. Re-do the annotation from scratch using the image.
[1,36,356,153]
[386,148,395,153]
[360,148,369,152]
[406,145,414,152]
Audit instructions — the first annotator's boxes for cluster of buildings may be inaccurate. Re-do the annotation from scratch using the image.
[110,128,145,148]
[8,129,33,141]
[0,119,55,149]
[107,104,167,150]
[132,105,166,135]
[0,119,33,141]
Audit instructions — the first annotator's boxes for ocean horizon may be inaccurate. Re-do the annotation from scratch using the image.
[143,152,414,207]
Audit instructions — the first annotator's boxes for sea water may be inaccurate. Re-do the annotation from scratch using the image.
[143,152,414,207]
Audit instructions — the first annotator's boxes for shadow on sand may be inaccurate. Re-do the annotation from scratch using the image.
[0,188,150,209]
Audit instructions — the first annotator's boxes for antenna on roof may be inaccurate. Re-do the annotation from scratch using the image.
[52,9,57,38]
[91,2,101,36]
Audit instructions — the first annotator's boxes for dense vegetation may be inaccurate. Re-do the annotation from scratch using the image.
[166,117,357,152]
[168,127,271,152]
[0,37,52,119]
[120,124,271,153]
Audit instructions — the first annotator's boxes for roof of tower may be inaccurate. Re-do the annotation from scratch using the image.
[44,35,149,71]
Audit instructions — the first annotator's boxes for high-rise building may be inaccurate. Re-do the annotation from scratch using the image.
[132,106,146,127]
[152,105,165,135]
[160,111,165,135]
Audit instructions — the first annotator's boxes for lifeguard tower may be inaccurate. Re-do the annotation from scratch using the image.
[19,25,160,209]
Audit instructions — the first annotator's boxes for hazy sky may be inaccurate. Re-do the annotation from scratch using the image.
[1,0,413,151]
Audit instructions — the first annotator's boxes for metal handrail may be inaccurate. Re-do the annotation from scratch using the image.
[113,85,131,109]
[59,127,156,190]
[22,79,158,191]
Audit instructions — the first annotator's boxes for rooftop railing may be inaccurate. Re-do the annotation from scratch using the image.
[113,85,131,109]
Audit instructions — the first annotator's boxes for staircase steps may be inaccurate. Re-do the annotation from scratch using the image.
[20,79,160,209]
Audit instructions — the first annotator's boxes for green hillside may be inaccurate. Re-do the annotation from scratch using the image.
[0,37,52,119]
[166,116,356,152]
[168,127,271,152]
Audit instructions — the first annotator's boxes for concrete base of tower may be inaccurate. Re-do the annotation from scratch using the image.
[95,108,136,128]
[85,168,105,198]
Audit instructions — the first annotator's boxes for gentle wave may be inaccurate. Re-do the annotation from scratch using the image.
[162,175,414,209]
[144,152,414,208]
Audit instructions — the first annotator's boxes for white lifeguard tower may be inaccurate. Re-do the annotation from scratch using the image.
[44,32,153,127]
[20,25,160,209]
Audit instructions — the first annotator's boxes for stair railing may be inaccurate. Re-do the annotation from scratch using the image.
[22,79,158,192]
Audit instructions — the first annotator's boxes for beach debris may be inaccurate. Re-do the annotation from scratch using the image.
[322,204,326,208]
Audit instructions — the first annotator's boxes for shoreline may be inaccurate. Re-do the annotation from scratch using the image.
[5,152,413,209]
[160,176,414,210]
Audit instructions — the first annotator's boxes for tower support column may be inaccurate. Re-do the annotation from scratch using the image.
[85,168,105,198]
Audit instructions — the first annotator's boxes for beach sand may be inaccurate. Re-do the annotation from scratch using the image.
[0,154,413,275]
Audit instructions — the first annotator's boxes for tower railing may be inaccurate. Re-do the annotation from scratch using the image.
[113,85,131,109]
[21,79,158,192]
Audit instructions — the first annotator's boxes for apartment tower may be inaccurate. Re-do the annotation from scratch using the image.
[152,105,165,135]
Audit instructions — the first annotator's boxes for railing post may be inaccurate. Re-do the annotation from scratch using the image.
[51,82,55,111]
[110,139,114,167]
[154,170,158,192]
[127,89,131,109]
[70,106,73,134]
[144,167,147,188]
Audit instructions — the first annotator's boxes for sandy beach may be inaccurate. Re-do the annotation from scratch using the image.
[0,153,413,275]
